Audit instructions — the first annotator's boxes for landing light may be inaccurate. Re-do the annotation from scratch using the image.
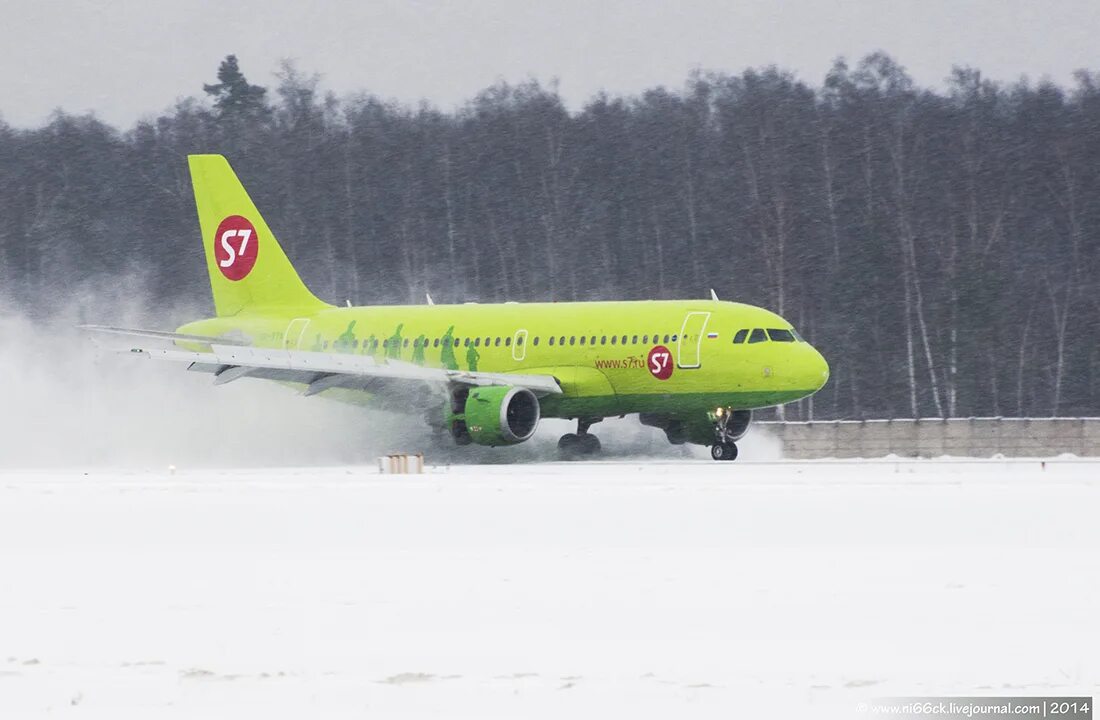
[715,407,724,417]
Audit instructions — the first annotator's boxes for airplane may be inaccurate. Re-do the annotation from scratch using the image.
[86,154,829,461]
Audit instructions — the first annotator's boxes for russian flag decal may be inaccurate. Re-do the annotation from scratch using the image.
[707,332,719,339]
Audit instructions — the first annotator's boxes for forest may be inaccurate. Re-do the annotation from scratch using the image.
[1,53,1099,420]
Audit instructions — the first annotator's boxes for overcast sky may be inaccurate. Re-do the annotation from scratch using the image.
[3,0,1099,129]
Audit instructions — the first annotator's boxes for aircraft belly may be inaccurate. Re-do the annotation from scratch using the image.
[540,389,814,418]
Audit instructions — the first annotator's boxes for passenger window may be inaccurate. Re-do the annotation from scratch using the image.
[632,335,638,344]
[621,335,628,345]
[580,336,587,345]
[610,336,617,345]
[549,336,555,346]
[672,334,678,342]
[732,329,748,344]
[748,328,767,344]
[474,337,480,347]
[516,336,523,346]
[494,337,501,347]
[642,335,649,344]
[590,336,596,345]
[533,337,539,346]
[767,329,795,342]
[505,337,511,346]
[464,338,470,347]
[560,336,566,345]
[663,334,670,343]
[484,337,490,346]
[569,336,576,345]
[601,336,607,345]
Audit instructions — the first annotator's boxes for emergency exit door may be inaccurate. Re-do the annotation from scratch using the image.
[283,318,310,350]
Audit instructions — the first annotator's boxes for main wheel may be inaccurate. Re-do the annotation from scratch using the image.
[710,442,738,461]
[559,433,601,457]
[558,433,581,456]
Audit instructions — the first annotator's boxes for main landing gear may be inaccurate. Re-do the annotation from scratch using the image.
[558,417,602,457]
[710,407,741,462]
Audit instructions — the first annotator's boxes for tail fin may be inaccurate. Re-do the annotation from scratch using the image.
[188,154,330,317]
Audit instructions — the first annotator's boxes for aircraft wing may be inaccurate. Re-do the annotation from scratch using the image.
[80,324,251,346]
[123,343,563,398]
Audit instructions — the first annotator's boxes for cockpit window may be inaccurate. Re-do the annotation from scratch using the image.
[767,328,795,342]
[748,328,767,344]
[732,329,748,344]
[791,329,805,342]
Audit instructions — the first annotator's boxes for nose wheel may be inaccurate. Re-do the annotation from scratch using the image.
[711,407,742,461]
[710,441,738,461]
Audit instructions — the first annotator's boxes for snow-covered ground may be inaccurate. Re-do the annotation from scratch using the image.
[0,458,1097,718]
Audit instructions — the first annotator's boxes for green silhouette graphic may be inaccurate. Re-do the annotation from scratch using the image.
[385,324,405,360]
[335,320,357,352]
[466,340,480,371]
[440,325,459,370]
[412,334,427,365]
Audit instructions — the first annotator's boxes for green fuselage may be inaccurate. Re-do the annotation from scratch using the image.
[179,298,829,419]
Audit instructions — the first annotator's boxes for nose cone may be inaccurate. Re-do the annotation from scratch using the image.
[791,343,829,395]
[809,344,830,391]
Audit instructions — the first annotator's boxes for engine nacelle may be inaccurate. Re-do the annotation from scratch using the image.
[449,386,540,446]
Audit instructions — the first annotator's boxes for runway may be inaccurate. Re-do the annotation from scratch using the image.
[1,459,1097,718]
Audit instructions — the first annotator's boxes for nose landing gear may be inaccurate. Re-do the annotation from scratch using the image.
[710,408,742,462]
[558,417,602,457]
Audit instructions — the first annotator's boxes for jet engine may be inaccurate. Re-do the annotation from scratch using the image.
[448,386,541,446]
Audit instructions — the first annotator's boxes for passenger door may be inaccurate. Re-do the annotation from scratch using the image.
[677,312,710,369]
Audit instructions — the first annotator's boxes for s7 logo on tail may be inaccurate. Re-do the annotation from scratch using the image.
[220,228,251,266]
[213,215,259,281]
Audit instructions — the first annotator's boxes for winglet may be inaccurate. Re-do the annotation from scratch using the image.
[709,288,720,301]
[426,292,435,305]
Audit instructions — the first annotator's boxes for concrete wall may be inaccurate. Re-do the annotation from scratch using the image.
[756,418,1100,459]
